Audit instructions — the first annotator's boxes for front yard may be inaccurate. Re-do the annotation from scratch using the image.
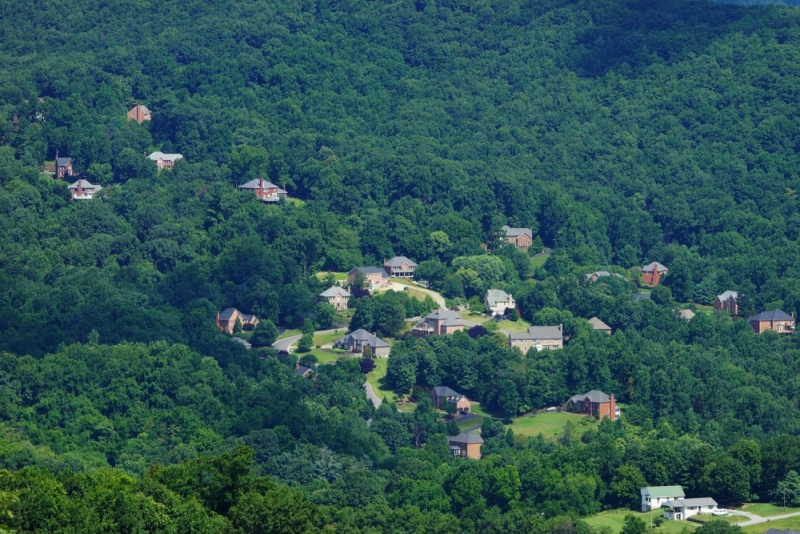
[505,411,597,439]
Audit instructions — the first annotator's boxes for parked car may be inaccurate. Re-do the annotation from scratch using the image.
[546,407,558,412]
[712,509,729,516]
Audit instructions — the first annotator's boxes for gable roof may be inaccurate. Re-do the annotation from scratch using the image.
[748,309,794,322]
[148,151,184,162]
[569,390,611,404]
[431,386,463,398]
[662,497,717,508]
[337,329,390,348]
[642,486,685,498]
[68,179,101,190]
[218,308,239,321]
[294,365,312,377]
[384,256,418,267]
[642,261,668,273]
[586,270,610,279]
[502,225,533,238]
[447,432,484,444]
[56,157,72,166]
[485,289,511,305]
[132,104,151,113]
[510,325,562,342]
[320,286,350,298]
[588,317,611,330]
[678,309,695,320]
[716,290,738,301]
[425,308,461,321]
[238,178,286,192]
[351,266,389,278]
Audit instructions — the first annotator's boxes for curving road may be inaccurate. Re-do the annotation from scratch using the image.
[272,328,341,353]
[729,510,800,526]
[365,383,382,407]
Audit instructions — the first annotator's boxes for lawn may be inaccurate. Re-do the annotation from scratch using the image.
[506,411,597,439]
[740,516,800,534]
[740,503,800,517]
[689,515,743,525]
[529,254,550,272]
[584,509,696,534]
[462,315,531,333]
[407,288,433,302]
[316,271,348,282]
[313,330,345,347]
[364,358,402,404]
[277,328,302,340]
[456,416,485,432]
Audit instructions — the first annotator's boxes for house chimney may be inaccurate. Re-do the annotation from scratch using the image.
[559,323,563,332]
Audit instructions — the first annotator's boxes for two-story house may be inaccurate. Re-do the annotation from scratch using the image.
[641,261,668,286]
[383,256,418,278]
[127,104,152,124]
[215,308,259,334]
[412,308,466,337]
[56,157,74,179]
[484,289,515,317]
[508,325,563,351]
[748,309,795,334]
[566,390,619,420]
[641,486,685,512]
[319,286,351,310]
[348,266,390,290]
[714,291,738,314]
[588,317,612,334]
[502,225,533,251]
[333,329,390,357]
[68,179,102,200]
[447,433,483,459]
[148,151,184,171]
[238,178,288,203]
[429,386,471,413]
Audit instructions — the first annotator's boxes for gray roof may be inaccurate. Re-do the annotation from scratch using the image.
[635,293,651,301]
[148,151,183,162]
[431,386,463,398]
[68,179,101,190]
[678,309,695,320]
[748,309,794,322]
[218,308,238,321]
[352,266,389,278]
[588,317,611,330]
[662,498,717,508]
[238,178,286,192]
[502,225,533,238]
[510,325,562,341]
[447,432,484,444]
[586,271,610,279]
[642,261,668,272]
[320,286,350,298]
[384,256,418,267]
[56,157,72,166]
[716,290,738,301]
[425,308,461,321]
[232,337,251,348]
[337,329,390,348]
[485,289,512,306]
[294,365,312,377]
[569,390,611,403]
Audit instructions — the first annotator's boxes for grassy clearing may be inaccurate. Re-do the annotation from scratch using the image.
[689,515,743,525]
[364,358,403,405]
[741,503,800,517]
[316,271,348,282]
[506,411,597,439]
[277,328,302,340]
[741,516,800,534]
[529,254,550,271]
[313,330,344,346]
[584,509,697,534]
[456,416,484,431]
[407,288,432,302]
[494,319,531,333]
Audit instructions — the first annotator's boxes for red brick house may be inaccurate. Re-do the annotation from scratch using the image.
[502,226,533,251]
[238,178,288,203]
[641,261,668,286]
[216,308,259,334]
[429,386,471,413]
[56,157,75,179]
[714,291,738,314]
[566,390,619,420]
[127,104,152,124]
[748,309,795,334]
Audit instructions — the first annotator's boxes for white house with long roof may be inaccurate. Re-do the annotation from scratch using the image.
[641,486,685,512]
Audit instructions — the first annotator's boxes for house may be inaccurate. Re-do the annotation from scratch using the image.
[215,308,259,334]
[508,325,563,351]
[714,291,739,314]
[294,364,313,378]
[588,317,612,334]
[642,261,668,286]
[566,390,619,420]
[348,266,390,290]
[333,329,390,357]
[586,271,624,282]
[56,157,74,179]
[502,225,533,251]
[383,256,418,278]
[661,498,718,520]
[447,433,483,459]
[68,179,102,200]
[148,151,184,171]
[748,309,795,334]
[319,286,351,311]
[641,486,685,512]
[412,308,466,337]
[429,386,471,413]
[127,104,152,124]
[238,178,288,203]
[484,289,515,317]
[232,337,252,349]
[678,309,695,321]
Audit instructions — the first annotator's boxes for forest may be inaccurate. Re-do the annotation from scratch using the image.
[2,0,800,530]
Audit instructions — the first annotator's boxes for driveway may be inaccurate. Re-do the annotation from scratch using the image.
[365,383,382,407]
[730,510,800,526]
[272,328,341,353]
[380,281,446,307]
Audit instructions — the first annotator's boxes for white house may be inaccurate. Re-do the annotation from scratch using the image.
[484,289,515,317]
[662,498,718,520]
[641,486,685,512]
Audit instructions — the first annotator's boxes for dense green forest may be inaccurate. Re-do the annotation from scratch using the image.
[2,0,800,530]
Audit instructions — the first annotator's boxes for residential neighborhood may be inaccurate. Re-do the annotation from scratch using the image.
[484,289,515,317]
[447,433,483,459]
[412,308,466,337]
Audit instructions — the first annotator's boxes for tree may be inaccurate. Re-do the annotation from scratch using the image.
[87,162,113,185]
[777,470,800,507]
[620,515,647,534]
[729,439,762,487]
[650,285,673,306]
[446,420,460,435]
[314,302,336,330]
[496,380,520,419]
[350,298,375,332]
[611,465,647,510]
[229,487,318,534]
[359,358,375,374]
[297,332,313,353]
[234,318,243,333]
[251,319,279,347]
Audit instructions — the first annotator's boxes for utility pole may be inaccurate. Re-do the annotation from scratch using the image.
[784,486,787,513]
[650,507,653,530]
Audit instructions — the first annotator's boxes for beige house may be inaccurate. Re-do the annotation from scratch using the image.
[216,308,259,334]
[484,289,515,317]
[148,151,184,171]
[412,308,466,337]
[509,325,563,351]
[588,317,611,334]
[447,433,483,459]
[127,104,152,124]
[319,286,351,310]
[334,329,390,357]
[429,386,471,413]
[748,309,795,334]
[347,266,390,290]
[383,256,418,278]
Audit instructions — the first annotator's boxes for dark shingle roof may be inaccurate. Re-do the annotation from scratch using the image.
[218,308,238,321]
[569,390,611,403]
[748,309,794,322]
[502,225,533,238]
[294,365,312,377]
[642,261,668,272]
[448,433,484,444]
[432,386,463,398]
[352,266,389,278]
[56,157,72,166]
[384,256,418,267]
[336,329,390,348]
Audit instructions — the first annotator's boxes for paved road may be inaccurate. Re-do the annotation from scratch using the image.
[365,383,382,407]
[383,281,446,307]
[271,328,341,353]
[730,510,800,526]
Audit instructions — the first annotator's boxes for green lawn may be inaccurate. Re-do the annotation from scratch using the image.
[463,315,531,333]
[313,330,345,347]
[584,509,696,534]
[456,416,484,431]
[407,288,432,302]
[506,411,597,439]
[316,271,348,282]
[365,358,403,404]
[689,515,743,525]
[529,254,550,271]
[741,503,800,517]
[277,328,302,340]
[741,516,800,534]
